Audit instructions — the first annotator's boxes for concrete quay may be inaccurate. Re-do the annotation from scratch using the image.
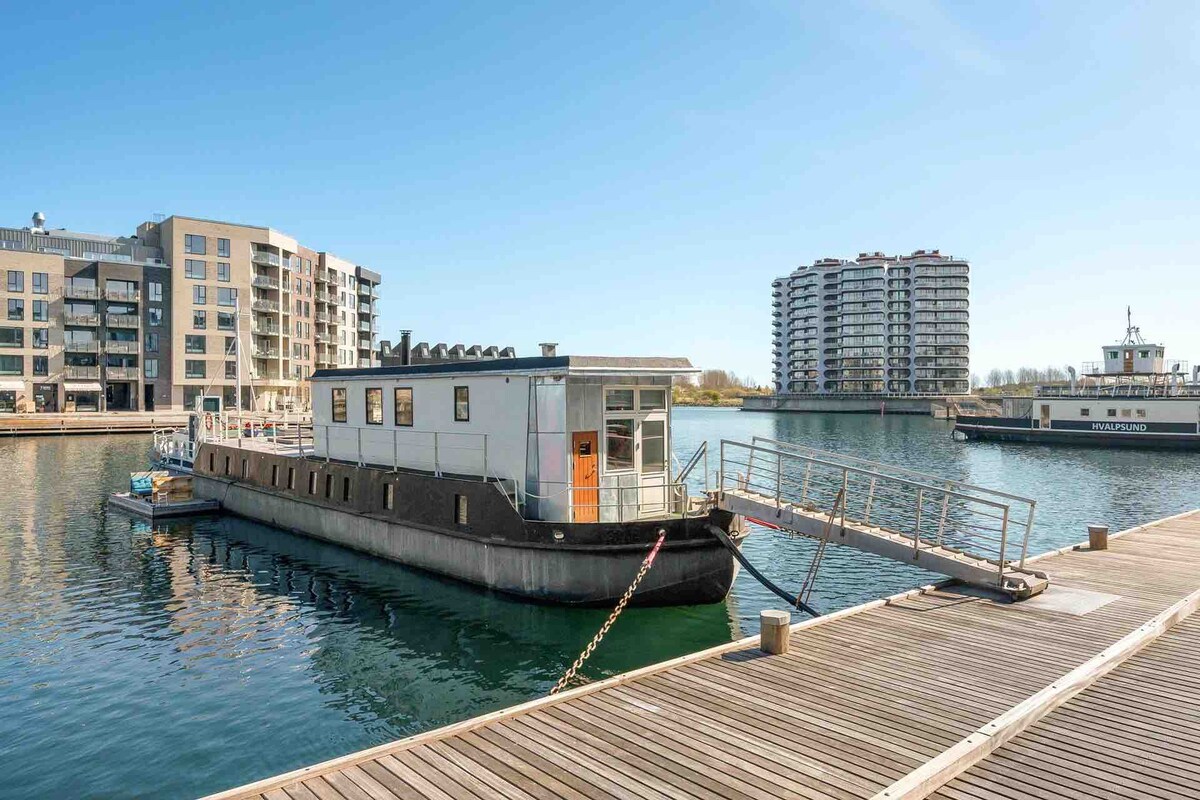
[744,393,971,415]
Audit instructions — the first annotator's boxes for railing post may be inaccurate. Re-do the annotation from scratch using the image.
[800,462,811,503]
[936,485,950,545]
[718,441,725,497]
[913,489,924,555]
[357,427,363,466]
[434,431,440,477]
[840,470,848,534]
[324,425,330,463]
[998,505,1010,584]
[392,428,398,473]
[1019,502,1036,569]
[482,434,488,482]
[863,476,875,524]
[775,452,782,513]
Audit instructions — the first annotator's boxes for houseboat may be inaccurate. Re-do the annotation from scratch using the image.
[956,313,1200,449]
[168,350,745,606]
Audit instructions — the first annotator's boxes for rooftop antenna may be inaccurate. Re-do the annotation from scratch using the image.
[1120,305,1145,346]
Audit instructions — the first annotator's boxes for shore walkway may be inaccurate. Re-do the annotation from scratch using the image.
[204,509,1200,800]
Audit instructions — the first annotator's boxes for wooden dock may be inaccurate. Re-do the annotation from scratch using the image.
[204,509,1200,800]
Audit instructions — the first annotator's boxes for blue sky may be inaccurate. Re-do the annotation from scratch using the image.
[2,1,1198,384]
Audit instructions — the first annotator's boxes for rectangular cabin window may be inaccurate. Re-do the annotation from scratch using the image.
[394,388,413,426]
[1120,408,1132,418]
[605,389,635,411]
[271,464,279,486]
[342,476,351,502]
[287,467,295,490]
[605,419,635,471]
[331,388,347,422]
[224,455,231,475]
[241,459,248,478]
[309,472,317,495]
[209,452,215,472]
[383,484,394,510]
[325,473,333,498]
[454,494,468,525]
[454,386,470,422]
[365,387,383,424]
[1136,409,1147,419]
[1080,408,1090,417]
[639,389,667,411]
[641,419,666,473]
[1107,408,1117,417]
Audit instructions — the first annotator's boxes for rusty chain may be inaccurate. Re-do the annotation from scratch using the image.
[549,529,668,695]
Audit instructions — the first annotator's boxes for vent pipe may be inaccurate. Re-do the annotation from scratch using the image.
[539,342,558,358]
[1067,365,1076,394]
[399,330,412,366]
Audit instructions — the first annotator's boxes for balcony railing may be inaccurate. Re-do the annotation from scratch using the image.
[315,312,330,323]
[252,300,280,312]
[104,341,139,354]
[252,275,280,290]
[315,333,331,344]
[358,303,373,314]
[251,251,282,267]
[254,348,280,359]
[65,314,100,327]
[314,291,332,303]
[358,322,371,332]
[105,314,139,328]
[106,366,138,380]
[64,341,100,353]
[315,270,332,283]
[105,289,140,302]
[63,365,100,379]
[358,284,373,295]
[253,324,281,336]
[63,285,100,300]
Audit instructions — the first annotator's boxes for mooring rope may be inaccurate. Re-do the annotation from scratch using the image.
[549,529,667,695]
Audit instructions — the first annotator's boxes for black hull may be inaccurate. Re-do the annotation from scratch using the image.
[957,425,1200,451]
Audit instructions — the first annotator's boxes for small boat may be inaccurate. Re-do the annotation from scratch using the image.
[154,351,746,606]
[956,310,1200,450]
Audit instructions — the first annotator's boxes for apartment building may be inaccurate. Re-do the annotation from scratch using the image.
[0,212,381,413]
[772,250,969,395]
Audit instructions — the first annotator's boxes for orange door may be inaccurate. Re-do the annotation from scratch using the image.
[572,431,599,523]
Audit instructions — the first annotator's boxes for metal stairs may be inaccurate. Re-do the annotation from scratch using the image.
[714,438,1049,600]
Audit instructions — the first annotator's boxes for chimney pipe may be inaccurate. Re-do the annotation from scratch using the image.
[400,330,412,366]
[1067,365,1076,394]
[539,342,558,358]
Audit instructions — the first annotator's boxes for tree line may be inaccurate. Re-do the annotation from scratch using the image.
[981,365,1069,388]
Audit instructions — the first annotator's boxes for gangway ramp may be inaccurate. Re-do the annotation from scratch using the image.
[715,437,1049,599]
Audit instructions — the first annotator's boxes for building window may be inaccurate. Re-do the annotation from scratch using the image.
[1107,408,1117,417]
[605,389,635,411]
[193,310,206,329]
[7,299,23,320]
[31,329,48,349]
[332,388,347,422]
[145,332,159,352]
[0,328,24,348]
[32,356,47,376]
[1080,408,1090,417]
[148,281,163,301]
[394,387,413,426]
[185,359,206,378]
[184,259,206,279]
[642,419,666,473]
[144,359,158,379]
[383,484,394,510]
[149,307,163,326]
[32,272,48,295]
[32,300,48,321]
[640,389,667,411]
[308,471,317,495]
[193,285,207,305]
[215,261,231,283]
[217,238,230,257]
[365,387,383,424]
[454,494,468,525]
[454,386,470,422]
[225,361,236,380]
[342,476,351,502]
[0,355,21,374]
[287,467,296,490]
[217,312,235,330]
[605,419,635,471]
[6,271,23,292]
[185,335,206,354]
[217,287,237,307]
[184,234,206,255]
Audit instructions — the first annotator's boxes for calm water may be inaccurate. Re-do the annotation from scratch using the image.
[1,410,1197,799]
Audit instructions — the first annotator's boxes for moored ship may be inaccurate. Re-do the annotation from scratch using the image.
[158,350,745,606]
[956,311,1200,449]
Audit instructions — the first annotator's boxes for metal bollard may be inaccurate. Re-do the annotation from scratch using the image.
[760,609,791,654]
[1088,524,1109,551]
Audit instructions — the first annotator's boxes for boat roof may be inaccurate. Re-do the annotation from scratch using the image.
[311,355,698,380]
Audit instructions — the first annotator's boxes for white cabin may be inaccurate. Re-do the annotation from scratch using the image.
[309,355,699,523]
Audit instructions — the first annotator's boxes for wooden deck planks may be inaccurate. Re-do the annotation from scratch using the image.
[216,510,1200,800]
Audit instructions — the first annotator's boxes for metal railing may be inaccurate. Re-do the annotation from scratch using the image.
[106,366,138,380]
[528,477,692,522]
[63,365,100,379]
[252,275,280,290]
[104,341,138,354]
[251,251,282,267]
[64,285,100,300]
[719,438,1038,580]
[64,341,100,352]
[65,314,100,326]
[252,299,280,312]
[105,314,139,328]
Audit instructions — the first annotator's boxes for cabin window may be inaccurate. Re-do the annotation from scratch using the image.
[394,388,413,426]
[241,459,248,478]
[1107,350,1119,359]
[383,484,394,510]
[1106,409,1116,417]
[639,389,667,411]
[641,420,666,473]
[271,464,279,486]
[309,472,317,495]
[454,386,470,422]
[342,476,351,502]
[1136,409,1147,418]
[605,419,635,471]
[605,389,635,411]
[325,473,333,498]
[224,455,231,475]
[287,467,295,490]
[454,494,468,525]
[331,388,347,422]
[365,387,383,425]
[1138,350,1150,359]
[1120,408,1132,418]
[209,453,215,472]
[1080,408,1090,417]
